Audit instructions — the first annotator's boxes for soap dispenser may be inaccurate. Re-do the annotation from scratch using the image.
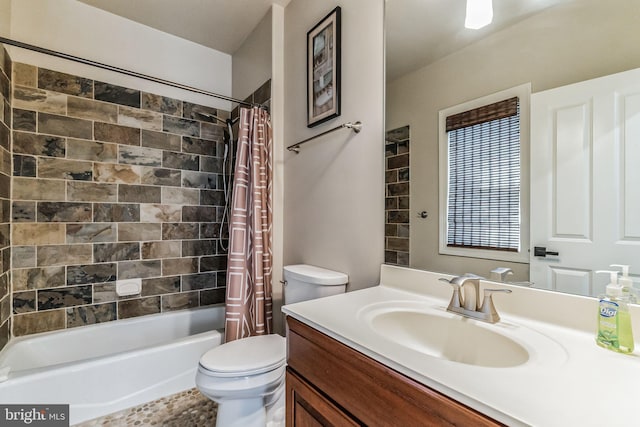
[595,270,634,354]
[610,264,637,304]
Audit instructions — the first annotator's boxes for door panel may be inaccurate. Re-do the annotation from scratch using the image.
[553,103,591,239]
[550,267,591,296]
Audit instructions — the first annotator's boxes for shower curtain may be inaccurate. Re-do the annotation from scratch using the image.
[224,106,273,342]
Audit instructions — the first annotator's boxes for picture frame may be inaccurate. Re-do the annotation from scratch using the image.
[307,6,341,128]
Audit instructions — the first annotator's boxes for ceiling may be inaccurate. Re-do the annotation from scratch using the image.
[385,0,567,82]
[78,0,565,81]
[78,0,290,54]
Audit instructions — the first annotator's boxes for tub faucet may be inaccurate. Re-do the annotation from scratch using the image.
[439,274,512,323]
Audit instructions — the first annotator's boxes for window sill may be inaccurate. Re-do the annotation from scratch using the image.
[439,245,528,264]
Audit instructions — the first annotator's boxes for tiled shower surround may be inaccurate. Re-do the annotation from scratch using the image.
[7,56,239,338]
[0,46,12,350]
[385,126,410,266]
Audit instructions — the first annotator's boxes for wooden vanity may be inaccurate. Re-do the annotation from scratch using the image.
[285,317,502,426]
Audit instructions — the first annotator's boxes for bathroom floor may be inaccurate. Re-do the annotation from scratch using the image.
[74,388,217,426]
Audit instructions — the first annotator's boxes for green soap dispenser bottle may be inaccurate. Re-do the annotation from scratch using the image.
[596,270,634,354]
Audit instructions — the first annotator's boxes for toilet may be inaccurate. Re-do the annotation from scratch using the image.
[196,264,348,427]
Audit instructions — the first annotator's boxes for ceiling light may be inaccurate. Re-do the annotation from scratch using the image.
[465,0,493,29]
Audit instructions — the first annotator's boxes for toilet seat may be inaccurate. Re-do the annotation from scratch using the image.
[199,334,286,377]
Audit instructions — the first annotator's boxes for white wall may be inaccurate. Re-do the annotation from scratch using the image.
[7,0,232,110]
[232,8,272,102]
[386,0,640,282]
[283,0,385,292]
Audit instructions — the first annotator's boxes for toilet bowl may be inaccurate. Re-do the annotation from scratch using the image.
[196,334,287,427]
[196,264,348,427]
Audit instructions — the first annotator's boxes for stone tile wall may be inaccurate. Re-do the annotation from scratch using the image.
[385,126,410,266]
[0,46,11,350]
[10,62,233,337]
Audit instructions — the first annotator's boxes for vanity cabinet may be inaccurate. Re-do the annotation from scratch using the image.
[285,317,502,427]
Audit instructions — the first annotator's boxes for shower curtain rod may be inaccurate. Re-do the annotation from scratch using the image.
[0,36,260,109]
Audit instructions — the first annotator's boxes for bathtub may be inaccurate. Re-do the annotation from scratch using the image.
[0,305,225,425]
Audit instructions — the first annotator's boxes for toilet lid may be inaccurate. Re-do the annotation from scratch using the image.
[199,334,286,377]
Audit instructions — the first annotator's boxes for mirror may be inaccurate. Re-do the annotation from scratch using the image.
[384,0,640,297]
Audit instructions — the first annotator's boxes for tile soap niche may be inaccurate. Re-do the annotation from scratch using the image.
[116,279,142,297]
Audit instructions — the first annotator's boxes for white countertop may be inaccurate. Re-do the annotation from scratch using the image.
[282,265,640,427]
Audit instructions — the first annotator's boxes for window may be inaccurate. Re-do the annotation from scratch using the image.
[438,85,530,262]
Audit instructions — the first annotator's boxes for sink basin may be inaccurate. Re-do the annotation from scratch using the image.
[359,302,532,368]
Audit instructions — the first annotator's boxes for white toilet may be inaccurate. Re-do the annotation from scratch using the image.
[196,264,348,427]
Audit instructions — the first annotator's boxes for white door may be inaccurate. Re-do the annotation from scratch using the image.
[530,68,640,296]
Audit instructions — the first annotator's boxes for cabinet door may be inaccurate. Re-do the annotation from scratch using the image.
[286,369,360,427]
[286,317,501,427]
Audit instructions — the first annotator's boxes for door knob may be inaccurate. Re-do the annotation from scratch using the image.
[534,246,559,257]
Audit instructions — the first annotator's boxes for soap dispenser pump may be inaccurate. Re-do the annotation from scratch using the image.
[610,264,637,303]
[595,270,634,354]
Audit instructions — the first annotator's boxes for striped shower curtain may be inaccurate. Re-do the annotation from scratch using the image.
[224,106,273,342]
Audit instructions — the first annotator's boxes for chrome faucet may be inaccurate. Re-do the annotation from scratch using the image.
[439,274,512,323]
[490,267,513,282]
[489,267,535,287]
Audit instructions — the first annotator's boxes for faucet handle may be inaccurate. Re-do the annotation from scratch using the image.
[479,289,512,323]
[440,274,483,286]
[439,278,462,309]
[484,289,513,295]
[490,267,514,282]
[439,277,459,287]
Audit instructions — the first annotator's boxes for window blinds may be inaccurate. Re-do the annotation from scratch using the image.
[446,97,520,252]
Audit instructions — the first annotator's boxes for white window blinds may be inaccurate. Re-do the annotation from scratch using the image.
[446,97,520,252]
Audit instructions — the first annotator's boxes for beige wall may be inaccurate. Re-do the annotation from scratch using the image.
[0,0,10,36]
[232,9,272,102]
[7,0,232,110]
[283,1,385,294]
[386,0,640,282]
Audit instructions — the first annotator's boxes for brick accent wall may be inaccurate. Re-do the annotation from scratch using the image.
[385,126,410,266]
[0,46,11,350]
[9,61,235,337]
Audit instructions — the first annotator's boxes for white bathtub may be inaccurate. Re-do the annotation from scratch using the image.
[0,305,225,425]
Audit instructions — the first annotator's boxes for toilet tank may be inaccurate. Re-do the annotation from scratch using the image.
[283,264,348,305]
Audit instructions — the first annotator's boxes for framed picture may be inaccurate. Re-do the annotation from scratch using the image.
[307,6,341,128]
